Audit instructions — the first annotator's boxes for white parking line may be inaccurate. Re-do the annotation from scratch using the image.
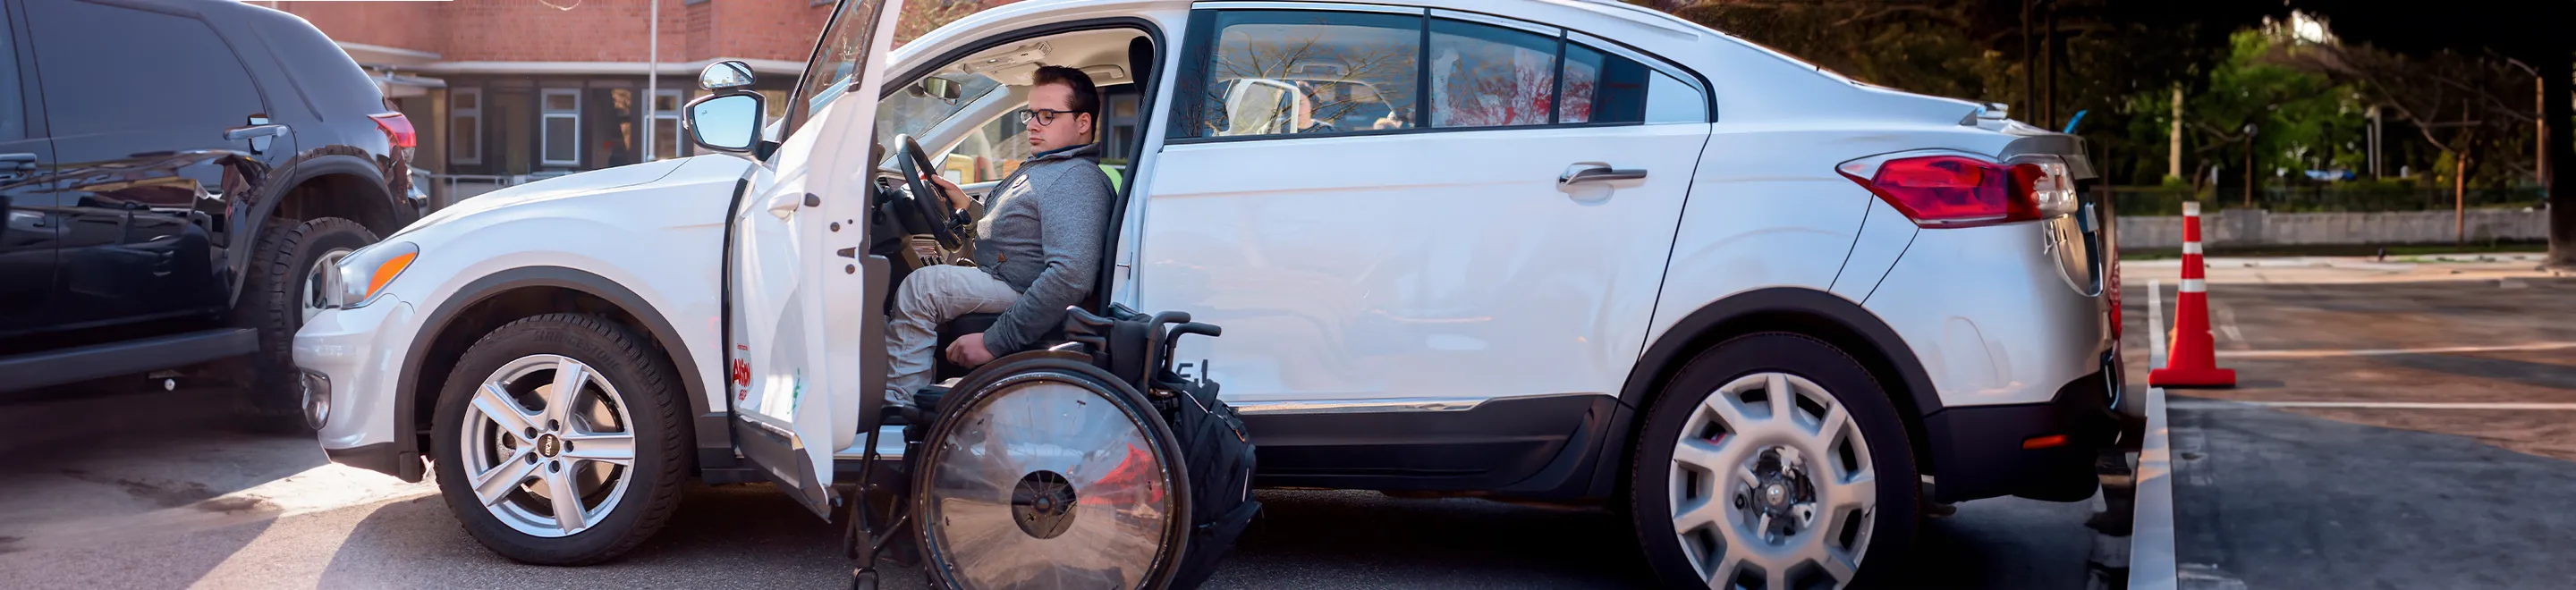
[2147,280,2167,370]
[2171,400,2576,411]
[2215,302,2244,343]
[2213,341,2576,358]
[2128,386,2178,590]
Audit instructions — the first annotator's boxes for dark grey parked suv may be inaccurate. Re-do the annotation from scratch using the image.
[0,0,418,420]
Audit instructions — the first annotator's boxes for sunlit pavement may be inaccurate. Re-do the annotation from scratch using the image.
[0,401,2096,587]
[20,268,2572,589]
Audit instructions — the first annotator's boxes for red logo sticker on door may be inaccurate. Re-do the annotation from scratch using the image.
[731,358,752,400]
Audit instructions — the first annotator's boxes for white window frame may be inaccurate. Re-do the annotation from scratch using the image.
[540,88,581,166]
[648,88,683,160]
[450,88,482,164]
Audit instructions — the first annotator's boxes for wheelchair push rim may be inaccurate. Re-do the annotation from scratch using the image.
[913,368,1191,590]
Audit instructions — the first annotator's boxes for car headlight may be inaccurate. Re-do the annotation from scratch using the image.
[333,241,419,310]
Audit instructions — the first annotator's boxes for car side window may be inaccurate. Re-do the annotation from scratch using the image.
[27,0,263,136]
[1563,38,1705,125]
[1428,18,1556,129]
[940,111,1030,184]
[1191,10,1421,139]
[0,4,21,141]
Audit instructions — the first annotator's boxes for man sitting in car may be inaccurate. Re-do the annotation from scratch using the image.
[883,65,1114,409]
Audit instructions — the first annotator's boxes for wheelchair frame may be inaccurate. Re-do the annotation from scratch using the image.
[842,306,1224,590]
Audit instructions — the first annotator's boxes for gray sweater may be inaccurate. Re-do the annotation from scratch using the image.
[958,142,1113,357]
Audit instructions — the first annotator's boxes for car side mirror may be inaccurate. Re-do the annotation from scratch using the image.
[685,93,764,153]
[699,60,756,90]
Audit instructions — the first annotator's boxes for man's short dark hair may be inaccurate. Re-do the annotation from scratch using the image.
[1032,64,1100,117]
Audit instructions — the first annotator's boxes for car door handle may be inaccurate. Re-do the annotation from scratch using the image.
[225,124,289,140]
[1558,164,1648,188]
[0,153,35,172]
[767,192,818,219]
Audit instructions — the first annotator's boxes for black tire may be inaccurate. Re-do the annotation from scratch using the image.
[431,314,692,566]
[233,216,377,420]
[1628,333,1920,589]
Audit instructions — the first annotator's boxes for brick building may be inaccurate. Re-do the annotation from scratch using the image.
[261,0,836,185]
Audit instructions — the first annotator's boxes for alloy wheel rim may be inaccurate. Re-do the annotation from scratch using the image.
[1668,372,1877,589]
[462,354,639,538]
[301,248,354,324]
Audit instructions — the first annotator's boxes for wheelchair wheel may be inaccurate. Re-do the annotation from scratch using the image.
[911,361,1191,590]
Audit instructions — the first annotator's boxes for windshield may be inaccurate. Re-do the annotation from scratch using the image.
[784,0,887,140]
[872,72,1006,163]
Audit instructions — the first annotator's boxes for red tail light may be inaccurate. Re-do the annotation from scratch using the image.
[369,113,416,148]
[1838,153,2075,228]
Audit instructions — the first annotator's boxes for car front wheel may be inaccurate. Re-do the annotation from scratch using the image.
[1629,333,1920,589]
[431,314,691,566]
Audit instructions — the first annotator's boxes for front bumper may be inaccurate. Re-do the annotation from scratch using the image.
[1920,352,2123,503]
[292,295,420,481]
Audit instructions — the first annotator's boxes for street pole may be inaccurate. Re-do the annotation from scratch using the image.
[2242,126,2256,208]
[2169,85,2183,181]
[645,0,659,160]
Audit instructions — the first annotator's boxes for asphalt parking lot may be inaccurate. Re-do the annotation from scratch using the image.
[0,384,2097,589]
[4,259,2568,589]
[2120,262,2576,589]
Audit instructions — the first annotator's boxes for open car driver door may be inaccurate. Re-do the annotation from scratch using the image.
[705,0,902,519]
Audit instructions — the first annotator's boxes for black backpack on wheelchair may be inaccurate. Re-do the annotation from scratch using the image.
[844,306,1259,590]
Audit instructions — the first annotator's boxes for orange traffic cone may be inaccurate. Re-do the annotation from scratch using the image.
[2149,201,2236,388]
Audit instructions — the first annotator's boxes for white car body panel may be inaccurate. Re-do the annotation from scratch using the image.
[301,155,752,445]
[1138,123,1707,407]
[1864,218,2107,408]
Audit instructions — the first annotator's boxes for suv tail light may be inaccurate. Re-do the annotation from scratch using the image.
[1837,152,2077,228]
[369,113,416,148]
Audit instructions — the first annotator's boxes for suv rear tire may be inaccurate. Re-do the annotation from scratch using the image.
[1628,333,1920,589]
[233,216,377,423]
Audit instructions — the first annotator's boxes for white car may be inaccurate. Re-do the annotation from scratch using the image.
[295,0,2123,586]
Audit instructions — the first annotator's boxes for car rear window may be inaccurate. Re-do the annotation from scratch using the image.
[242,8,388,119]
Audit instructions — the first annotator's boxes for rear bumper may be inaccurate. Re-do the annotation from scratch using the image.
[1922,354,2122,503]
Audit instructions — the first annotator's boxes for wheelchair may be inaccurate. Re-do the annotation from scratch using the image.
[842,303,1233,590]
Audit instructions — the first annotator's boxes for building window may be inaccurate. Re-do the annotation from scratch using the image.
[650,89,683,160]
[452,88,482,164]
[542,88,581,166]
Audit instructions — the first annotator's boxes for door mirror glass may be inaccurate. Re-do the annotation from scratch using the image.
[909,76,962,102]
[686,93,762,153]
[699,60,757,90]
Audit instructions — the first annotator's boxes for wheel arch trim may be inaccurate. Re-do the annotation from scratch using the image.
[227,151,404,305]
[392,266,715,482]
[1590,287,1944,497]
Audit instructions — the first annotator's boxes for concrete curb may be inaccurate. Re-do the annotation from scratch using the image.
[2127,386,2177,590]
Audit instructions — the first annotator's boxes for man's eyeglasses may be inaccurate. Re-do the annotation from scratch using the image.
[1014,107,1088,127]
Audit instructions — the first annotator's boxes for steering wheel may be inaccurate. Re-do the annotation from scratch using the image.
[893,134,963,250]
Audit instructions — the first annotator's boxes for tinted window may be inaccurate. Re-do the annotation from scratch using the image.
[242,8,386,118]
[1428,19,1555,129]
[30,0,264,135]
[1563,41,1704,125]
[0,4,21,140]
[1193,11,1420,139]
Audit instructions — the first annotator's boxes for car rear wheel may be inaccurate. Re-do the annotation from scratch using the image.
[431,314,691,566]
[1629,333,1919,589]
